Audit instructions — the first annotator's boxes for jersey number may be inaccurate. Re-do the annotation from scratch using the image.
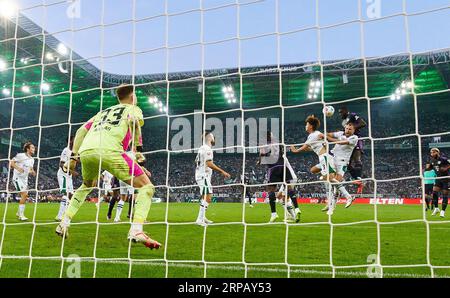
[96,106,126,127]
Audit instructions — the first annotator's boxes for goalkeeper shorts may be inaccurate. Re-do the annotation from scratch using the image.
[79,149,144,183]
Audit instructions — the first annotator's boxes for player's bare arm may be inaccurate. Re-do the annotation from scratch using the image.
[326,135,350,145]
[206,160,230,178]
[142,167,151,178]
[257,145,271,165]
[290,144,310,153]
[10,160,24,173]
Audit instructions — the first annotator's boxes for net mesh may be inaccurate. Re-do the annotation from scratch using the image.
[0,0,449,278]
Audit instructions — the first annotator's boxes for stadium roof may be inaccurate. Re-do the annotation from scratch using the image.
[1,14,449,122]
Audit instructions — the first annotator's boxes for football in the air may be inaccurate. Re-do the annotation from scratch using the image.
[323,106,335,117]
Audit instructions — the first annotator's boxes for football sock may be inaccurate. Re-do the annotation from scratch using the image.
[133,183,155,227]
[115,200,125,220]
[57,195,68,218]
[197,199,209,221]
[288,189,299,209]
[107,196,117,218]
[285,199,296,218]
[64,184,92,224]
[338,184,352,200]
[19,204,25,216]
[442,195,448,211]
[128,197,133,218]
[269,191,276,213]
[425,196,430,209]
[432,192,439,209]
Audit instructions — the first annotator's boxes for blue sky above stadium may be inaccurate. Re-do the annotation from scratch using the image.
[13,0,450,75]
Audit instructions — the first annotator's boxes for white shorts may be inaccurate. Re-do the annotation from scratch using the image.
[103,182,112,195]
[196,176,213,196]
[319,154,336,176]
[57,169,74,194]
[333,156,349,176]
[119,180,134,195]
[13,176,28,192]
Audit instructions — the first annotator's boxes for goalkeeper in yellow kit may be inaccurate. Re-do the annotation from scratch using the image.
[56,85,161,249]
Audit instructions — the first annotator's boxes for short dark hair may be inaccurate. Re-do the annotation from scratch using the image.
[116,84,134,101]
[339,106,348,113]
[203,131,212,140]
[23,141,34,152]
[305,115,320,131]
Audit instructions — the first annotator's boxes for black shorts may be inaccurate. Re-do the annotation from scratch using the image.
[112,177,120,189]
[267,165,293,184]
[425,184,434,195]
[434,178,449,190]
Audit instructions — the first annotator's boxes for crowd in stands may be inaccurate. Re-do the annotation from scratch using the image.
[1,109,448,203]
[0,147,432,203]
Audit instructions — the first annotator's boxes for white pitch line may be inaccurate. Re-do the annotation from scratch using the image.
[3,256,448,278]
[109,260,450,278]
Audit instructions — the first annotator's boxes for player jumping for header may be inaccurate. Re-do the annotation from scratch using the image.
[338,107,366,194]
[291,115,337,215]
[325,122,359,210]
[56,84,161,249]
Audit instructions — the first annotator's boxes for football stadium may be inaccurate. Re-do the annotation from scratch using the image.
[0,0,449,279]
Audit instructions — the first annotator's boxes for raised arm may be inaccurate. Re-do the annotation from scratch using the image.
[257,145,271,165]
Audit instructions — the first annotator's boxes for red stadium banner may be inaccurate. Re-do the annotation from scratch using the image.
[256,197,444,205]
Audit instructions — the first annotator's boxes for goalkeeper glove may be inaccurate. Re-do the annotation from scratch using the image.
[135,152,146,164]
[135,145,145,163]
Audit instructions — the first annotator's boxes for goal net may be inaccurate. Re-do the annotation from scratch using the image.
[0,0,449,278]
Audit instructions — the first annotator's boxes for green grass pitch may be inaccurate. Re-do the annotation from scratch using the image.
[0,202,449,278]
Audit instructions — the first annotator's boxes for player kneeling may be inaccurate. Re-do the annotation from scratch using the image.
[195,132,230,226]
[56,85,161,249]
